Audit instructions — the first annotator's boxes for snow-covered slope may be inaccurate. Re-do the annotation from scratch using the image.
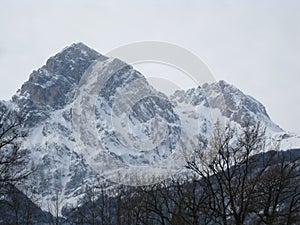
[3,42,299,214]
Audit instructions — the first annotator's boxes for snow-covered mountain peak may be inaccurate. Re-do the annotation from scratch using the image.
[2,43,299,215]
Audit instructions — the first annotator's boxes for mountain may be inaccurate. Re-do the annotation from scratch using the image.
[2,42,299,216]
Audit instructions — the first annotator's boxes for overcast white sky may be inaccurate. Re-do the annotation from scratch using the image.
[0,0,299,134]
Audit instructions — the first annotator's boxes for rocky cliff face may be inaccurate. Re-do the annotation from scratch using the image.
[171,80,282,132]
[3,42,299,215]
[18,43,105,109]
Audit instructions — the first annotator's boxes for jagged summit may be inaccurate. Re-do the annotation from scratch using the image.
[45,42,106,72]
[14,43,106,110]
[62,42,94,50]
[171,79,281,131]
[43,42,107,83]
[202,80,271,121]
[220,82,275,129]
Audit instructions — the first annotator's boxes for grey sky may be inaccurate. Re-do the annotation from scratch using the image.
[0,0,299,134]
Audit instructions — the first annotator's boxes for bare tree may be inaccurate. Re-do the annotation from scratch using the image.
[0,105,29,189]
[47,189,63,225]
[186,121,300,225]
[0,103,34,224]
[250,150,300,225]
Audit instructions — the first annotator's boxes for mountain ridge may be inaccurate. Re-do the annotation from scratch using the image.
[1,42,299,215]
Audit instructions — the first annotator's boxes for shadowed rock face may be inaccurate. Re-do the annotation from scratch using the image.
[172,80,275,129]
[17,43,106,109]
[214,80,271,127]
